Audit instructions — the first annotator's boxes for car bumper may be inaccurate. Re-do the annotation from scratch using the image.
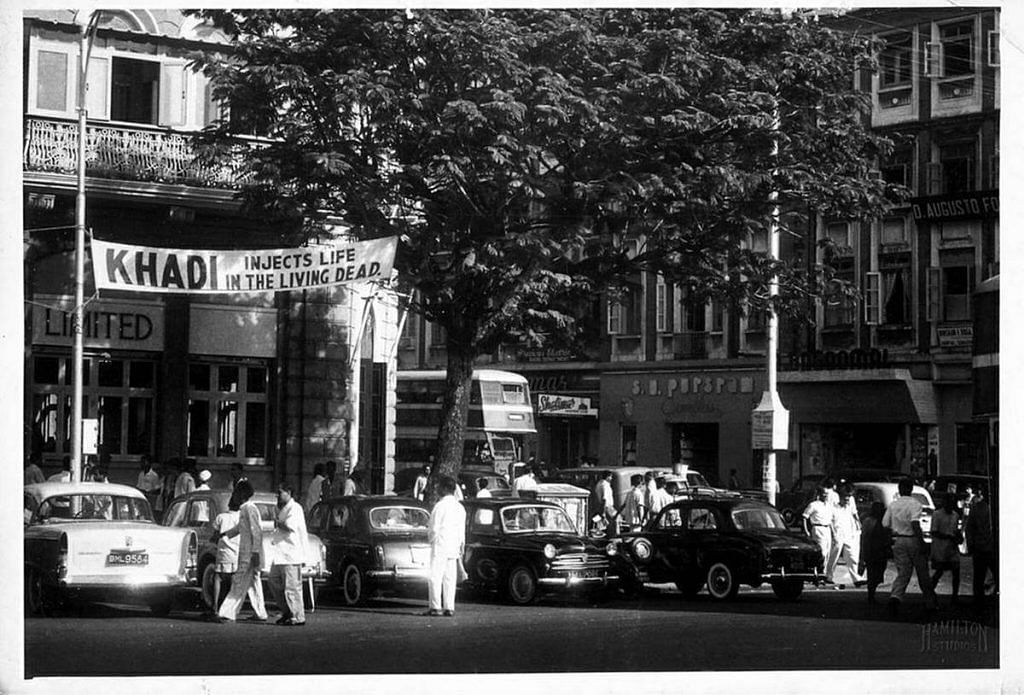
[759,571,825,582]
[539,572,619,589]
[60,574,193,589]
[366,567,431,583]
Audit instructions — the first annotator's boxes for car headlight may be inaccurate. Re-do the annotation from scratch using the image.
[631,538,653,562]
[543,543,557,560]
[606,541,619,557]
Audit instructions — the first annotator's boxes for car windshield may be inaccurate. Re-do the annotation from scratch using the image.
[33,494,154,523]
[687,472,710,487]
[500,505,575,534]
[369,506,430,530]
[731,507,787,530]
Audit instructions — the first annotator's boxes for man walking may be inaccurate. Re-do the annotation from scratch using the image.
[621,474,647,532]
[426,476,465,617]
[882,478,938,618]
[828,484,865,588]
[802,487,834,582]
[965,484,997,608]
[216,480,268,623]
[269,482,309,626]
[593,470,616,534]
[305,463,327,509]
[136,455,162,507]
[413,463,431,501]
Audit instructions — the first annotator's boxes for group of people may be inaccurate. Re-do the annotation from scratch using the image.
[591,470,676,534]
[208,479,310,627]
[803,477,997,617]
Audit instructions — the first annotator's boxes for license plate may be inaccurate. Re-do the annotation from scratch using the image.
[790,560,805,571]
[107,550,149,566]
[569,569,600,579]
[410,546,429,565]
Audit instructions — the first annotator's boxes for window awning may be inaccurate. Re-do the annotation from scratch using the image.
[778,369,937,424]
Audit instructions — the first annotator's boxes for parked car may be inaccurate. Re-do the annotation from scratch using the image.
[612,497,824,601]
[24,481,198,616]
[458,465,512,498]
[850,482,934,541]
[162,489,329,608]
[307,495,432,605]
[461,498,623,604]
[550,466,674,510]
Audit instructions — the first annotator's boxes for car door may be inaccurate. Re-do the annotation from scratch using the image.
[644,503,688,582]
[184,495,216,548]
[320,500,357,572]
[684,504,725,572]
[463,505,503,589]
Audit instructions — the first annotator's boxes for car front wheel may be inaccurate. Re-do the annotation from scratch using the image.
[705,562,739,600]
[341,563,365,606]
[771,578,804,600]
[507,564,539,605]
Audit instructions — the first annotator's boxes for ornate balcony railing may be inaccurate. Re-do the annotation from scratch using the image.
[23,116,258,189]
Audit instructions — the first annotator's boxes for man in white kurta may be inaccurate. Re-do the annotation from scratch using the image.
[270,483,309,625]
[802,487,834,580]
[426,477,466,617]
[216,481,268,622]
[827,486,865,587]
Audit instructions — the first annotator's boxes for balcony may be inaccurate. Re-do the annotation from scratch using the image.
[23,116,256,191]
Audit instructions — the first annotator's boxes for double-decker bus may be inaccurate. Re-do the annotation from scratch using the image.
[395,369,536,477]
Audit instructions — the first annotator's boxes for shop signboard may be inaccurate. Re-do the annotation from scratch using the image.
[937,325,974,348]
[32,295,164,350]
[536,394,598,417]
[751,391,789,450]
[91,236,398,294]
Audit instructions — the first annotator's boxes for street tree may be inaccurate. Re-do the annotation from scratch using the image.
[191,9,900,501]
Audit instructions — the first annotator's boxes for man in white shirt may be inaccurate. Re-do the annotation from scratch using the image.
[426,476,466,617]
[802,487,834,581]
[216,480,268,623]
[269,482,309,626]
[828,485,865,588]
[475,478,492,498]
[174,460,197,498]
[648,477,673,518]
[882,478,937,617]
[48,457,72,482]
[305,463,327,509]
[512,467,538,497]
[413,464,431,501]
[621,474,647,532]
[593,471,616,532]
[136,455,162,507]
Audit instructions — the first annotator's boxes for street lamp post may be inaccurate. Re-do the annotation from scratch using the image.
[71,10,101,483]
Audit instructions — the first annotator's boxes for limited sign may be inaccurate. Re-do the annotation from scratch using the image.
[91,237,398,294]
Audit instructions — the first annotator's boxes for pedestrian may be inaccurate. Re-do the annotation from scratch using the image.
[728,468,741,490]
[964,484,997,608]
[858,501,890,604]
[620,474,647,532]
[593,470,616,533]
[475,478,492,498]
[822,477,840,508]
[306,462,327,509]
[24,454,45,485]
[229,462,247,489]
[828,484,865,588]
[413,463,431,500]
[342,465,359,496]
[802,487,834,582]
[196,469,212,490]
[269,482,308,626]
[513,466,538,497]
[175,459,197,498]
[136,455,162,507]
[644,470,657,511]
[882,478,938,617]
[324,459,340,497]
[216,480,268,623]
[648,477,672,518]
[156,458,180,518]
[207,487,243,616]
[929,492,962,604]
[47,456,72,482]
[425,476,466,617]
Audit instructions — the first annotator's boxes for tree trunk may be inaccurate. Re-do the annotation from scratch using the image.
[425,347,475,506]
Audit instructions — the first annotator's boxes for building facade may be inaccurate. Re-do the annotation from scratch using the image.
[398,6,999,489]
[22,10,401,494]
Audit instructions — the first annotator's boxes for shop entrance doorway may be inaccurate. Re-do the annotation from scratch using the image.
[670,423,719,484]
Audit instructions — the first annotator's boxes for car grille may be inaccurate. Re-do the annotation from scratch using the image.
[550,553,610,572]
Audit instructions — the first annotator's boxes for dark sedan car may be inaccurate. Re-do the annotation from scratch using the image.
[613,497,824,601]
[307,495,432,606]
[461,498,622,605]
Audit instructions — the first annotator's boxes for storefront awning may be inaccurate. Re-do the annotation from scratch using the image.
[778,369,937,424]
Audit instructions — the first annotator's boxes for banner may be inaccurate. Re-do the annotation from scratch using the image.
[91,236,398,294]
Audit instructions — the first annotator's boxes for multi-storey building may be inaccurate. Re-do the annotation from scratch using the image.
[22,10,401,493]
[398,7,1000,488]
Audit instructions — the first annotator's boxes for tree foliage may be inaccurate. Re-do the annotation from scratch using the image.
[191,9,901,500]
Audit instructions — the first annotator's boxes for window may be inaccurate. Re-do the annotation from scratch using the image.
[941,265,975,321]
[621,425,637,465]
[29,355,156,459]
[988,29,1000,67]
[187,499,211,526]
[187,362,268,459]
[882,216,908,246]
[710,298,724,333]
[36,50,69,112]
[939,141,976,194]
[880,32,913,87]
[687,507,718,530]
[607,300,623,335]
[825,221,852,255]
[881,148,913,188]
[940,21,974,77]
[111,57,160,125]
[607,285,642,335]
[656,278,668,333]
[881,260,913,325]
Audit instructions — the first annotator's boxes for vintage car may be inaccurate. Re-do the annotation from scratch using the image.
[612,497,824,601]
[850,482,934,542]
[307,495,432,605]
[24,481,198,616]
[162,489,329,608]
[458,465,512,498]
[461,498,622,605]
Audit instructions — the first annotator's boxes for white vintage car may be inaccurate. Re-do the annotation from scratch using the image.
[24,481,198,616]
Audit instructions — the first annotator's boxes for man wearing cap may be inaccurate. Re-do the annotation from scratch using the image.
[197,469,212,490]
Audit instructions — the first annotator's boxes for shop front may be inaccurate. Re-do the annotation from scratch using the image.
[599,366,765,487]
[523,369,600,472]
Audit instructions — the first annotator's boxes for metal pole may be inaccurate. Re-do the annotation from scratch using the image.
[763,99,781,507]
[71,15,96,483]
